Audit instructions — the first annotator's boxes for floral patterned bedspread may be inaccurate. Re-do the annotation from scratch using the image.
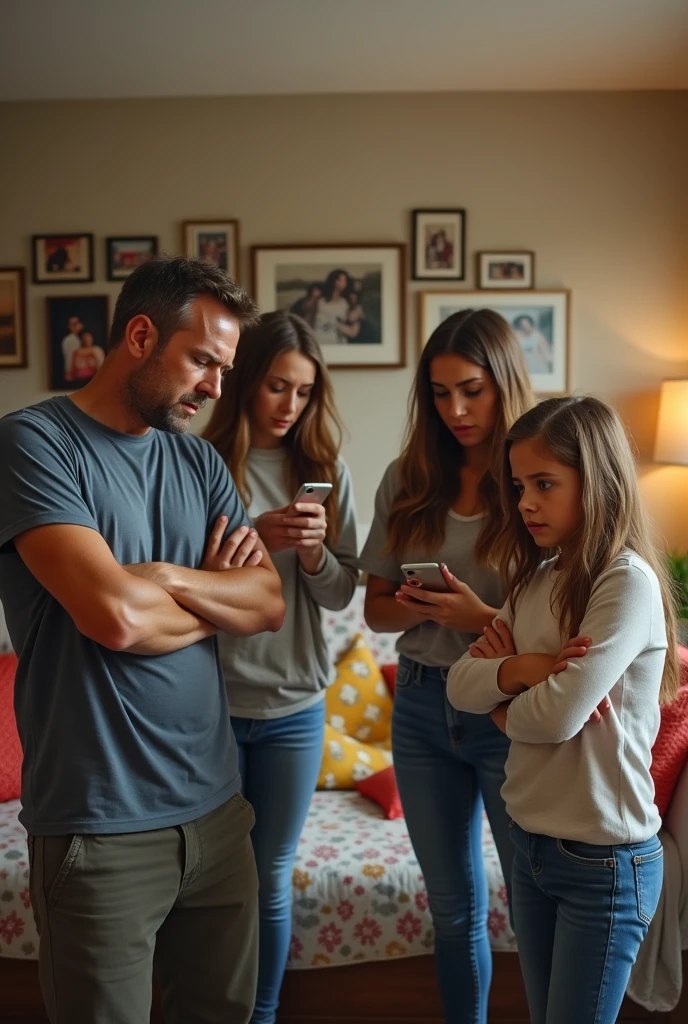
[287,790,515,970]
[0,800,34,959]
[1,791,514,968]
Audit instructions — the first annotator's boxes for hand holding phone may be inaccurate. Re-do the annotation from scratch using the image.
[400,562,452,593]
[397,562,498,634]
[253,484,331,556]
[291,482,333,508]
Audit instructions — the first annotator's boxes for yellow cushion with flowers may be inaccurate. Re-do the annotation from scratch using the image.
[317,723,392,790]
[325,634,393,743]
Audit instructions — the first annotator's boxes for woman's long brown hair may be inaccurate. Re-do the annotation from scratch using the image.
[203,311,345,545]
[496,396,679,704]
[386,309,534,562]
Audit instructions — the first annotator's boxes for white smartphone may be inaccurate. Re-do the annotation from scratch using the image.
[400,562,451,593]
[291,482,333,507]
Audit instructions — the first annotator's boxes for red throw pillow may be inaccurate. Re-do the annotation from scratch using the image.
[0,653,22,802]
[355,765,404,819]
[650,646,688,817]
[381,663,397,696]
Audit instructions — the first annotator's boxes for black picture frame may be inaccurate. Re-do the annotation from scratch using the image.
[32,233,94,284]
[411,209,466,281]
[0,267,28,369]
[106,236,159,281]
[46,294,110,391]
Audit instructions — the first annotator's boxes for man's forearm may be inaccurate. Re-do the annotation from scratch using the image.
[116,572,218,654]
[125,610,218,655]
[149,563,285,636]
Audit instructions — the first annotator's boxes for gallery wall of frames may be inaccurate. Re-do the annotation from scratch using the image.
[0,212,568,395]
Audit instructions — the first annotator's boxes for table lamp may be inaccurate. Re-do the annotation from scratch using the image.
[654,380,688,465]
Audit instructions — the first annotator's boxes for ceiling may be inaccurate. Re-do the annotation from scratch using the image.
[1,0,687,102]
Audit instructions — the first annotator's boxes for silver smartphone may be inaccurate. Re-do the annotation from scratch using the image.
[291,482,333,506]
[400,562,451,593]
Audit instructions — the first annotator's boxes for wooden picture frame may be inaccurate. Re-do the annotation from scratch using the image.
[420,289,570,395]
[476,250,535,290]
[183,220,240,280]
[412,209,466,281]
[0,267,28,369]
[32,233,94,284]
[251,243,406,370]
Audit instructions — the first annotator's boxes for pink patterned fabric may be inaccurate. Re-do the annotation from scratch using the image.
[0,791,515,967]
[0,654,21,802]
[0,800,34,959]
[287,790,515,970]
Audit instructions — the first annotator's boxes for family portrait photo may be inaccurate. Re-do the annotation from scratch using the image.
[47,295,109,391]
[184,220,239,280]
[279,265,380,348]
[0,267,27,369]
[412,209,465,280]
[32,233,94,284]
[420,289,569,394]
[252,244,406,368]
[106,236,158,280]
[477,250,535,290]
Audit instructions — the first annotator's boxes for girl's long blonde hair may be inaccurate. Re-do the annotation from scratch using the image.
[385,309,534,561]
[497,396,679,704]
[203,311,344,546]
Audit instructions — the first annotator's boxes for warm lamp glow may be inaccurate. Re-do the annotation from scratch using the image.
[654,380,688,465]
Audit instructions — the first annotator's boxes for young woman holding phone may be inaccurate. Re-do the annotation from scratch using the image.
[204,310,358,1024]
[360,309,534,1024]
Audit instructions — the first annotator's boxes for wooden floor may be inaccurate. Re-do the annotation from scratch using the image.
[2,951,686,1023]
[276,953,686,1023]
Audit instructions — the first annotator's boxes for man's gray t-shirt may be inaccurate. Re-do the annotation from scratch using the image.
[0,397,250,836]
[359,459,504,667]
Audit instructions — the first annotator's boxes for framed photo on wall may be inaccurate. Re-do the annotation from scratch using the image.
[106,236,158,280]
[47,295,110,391]
[251,243,406,369]
[476,250,535,290]
[0,267,27,369]
[412,209,465,281]
[184,220,239,280]
[32,233,94,284]
[420,290,569,394]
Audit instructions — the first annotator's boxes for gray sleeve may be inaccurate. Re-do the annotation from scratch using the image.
[0,412,98,551]
[506,563,658,744]
[446,598,517,713]
[300,458,359,611]
[358,460,404,585]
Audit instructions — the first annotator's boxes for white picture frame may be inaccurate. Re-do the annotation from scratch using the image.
[420,289,570,395]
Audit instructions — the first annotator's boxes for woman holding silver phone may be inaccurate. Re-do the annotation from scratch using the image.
[203,311,358,1024]
[360,309,534,1024]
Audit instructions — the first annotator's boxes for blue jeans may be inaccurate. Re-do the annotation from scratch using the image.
[392,655,514,1024]
[509,822,664,1024]
[231,700,325,1024]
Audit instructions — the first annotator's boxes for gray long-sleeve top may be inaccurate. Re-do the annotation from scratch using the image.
[219,446,359,719]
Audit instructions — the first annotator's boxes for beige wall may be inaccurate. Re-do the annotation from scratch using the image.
[0,91,687,546]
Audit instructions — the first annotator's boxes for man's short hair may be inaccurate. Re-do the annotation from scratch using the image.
[107,255,258,352]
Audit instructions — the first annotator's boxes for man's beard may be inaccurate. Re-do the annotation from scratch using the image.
[123,355,207,433]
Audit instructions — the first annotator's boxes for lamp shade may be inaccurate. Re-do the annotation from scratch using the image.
[654,380,688,465]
